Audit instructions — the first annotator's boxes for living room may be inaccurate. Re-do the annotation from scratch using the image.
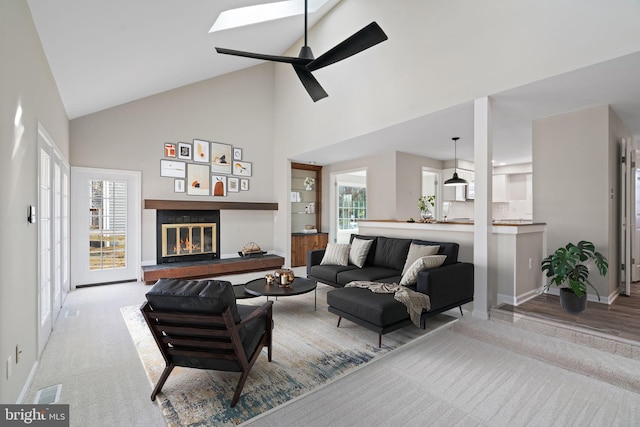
[3,0,640,421]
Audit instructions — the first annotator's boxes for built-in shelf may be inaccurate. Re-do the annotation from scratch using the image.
[144,199,278,211]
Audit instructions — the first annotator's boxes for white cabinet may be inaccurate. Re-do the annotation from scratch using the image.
[508,173,528,200]
[493,174,508,202]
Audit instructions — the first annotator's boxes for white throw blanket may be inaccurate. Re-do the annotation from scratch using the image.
[345,281,431,327]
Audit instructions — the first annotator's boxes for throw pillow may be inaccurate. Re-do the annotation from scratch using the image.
[349,238,374,268]
[320,243,351,266]
[400,255,447,286]
[402,243,440,275]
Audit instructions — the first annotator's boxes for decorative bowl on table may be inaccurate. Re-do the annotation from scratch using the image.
[273,269,295,287]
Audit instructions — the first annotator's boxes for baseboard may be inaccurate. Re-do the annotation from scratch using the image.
[543,287,617,305]
[497,288,540,306]
[16,361,38,404]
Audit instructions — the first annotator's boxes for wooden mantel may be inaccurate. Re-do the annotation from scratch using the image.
[144,199,278,211]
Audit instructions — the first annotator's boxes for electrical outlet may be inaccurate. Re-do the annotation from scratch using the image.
[528,258,533,269]
[6,356,11,379]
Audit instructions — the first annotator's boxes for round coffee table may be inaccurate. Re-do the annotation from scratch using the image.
[244,277,317,310]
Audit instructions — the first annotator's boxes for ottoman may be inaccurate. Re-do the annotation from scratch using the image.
[326,287,413,347]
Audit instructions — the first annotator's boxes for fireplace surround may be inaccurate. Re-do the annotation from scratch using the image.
[156,209,220,264]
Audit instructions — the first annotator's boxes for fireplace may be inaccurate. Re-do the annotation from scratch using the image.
[156,209,220,264]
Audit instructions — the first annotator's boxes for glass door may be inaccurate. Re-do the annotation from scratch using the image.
[71,168,141,286]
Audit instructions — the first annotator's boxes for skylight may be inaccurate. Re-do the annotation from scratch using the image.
[209,0,329,33]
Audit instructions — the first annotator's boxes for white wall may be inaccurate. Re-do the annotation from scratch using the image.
[271,0,640,261]
[0,0,69,402]
[533,105,629,301]
[70,64,277,263]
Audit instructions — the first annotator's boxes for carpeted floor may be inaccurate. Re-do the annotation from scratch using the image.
[246,315,640,426]
[123,283,456,426]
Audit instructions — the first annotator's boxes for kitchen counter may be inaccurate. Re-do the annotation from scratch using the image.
[357,220,545,234]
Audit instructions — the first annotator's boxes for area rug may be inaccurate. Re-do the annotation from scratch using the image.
[121,284,456,426]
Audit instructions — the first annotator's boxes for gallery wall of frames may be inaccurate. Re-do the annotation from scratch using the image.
[159,139,251,196]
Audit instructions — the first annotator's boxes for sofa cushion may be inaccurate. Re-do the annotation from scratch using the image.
[400,255,447,286]
[310,264,358,285]
[321,243,351,266]
[337,266,401,284]
[327,287,409,327]
[349,238,374,268]
[412,239,459,265]
[349,234,378,266]
[402,243,440,275]
[373,237,412,271]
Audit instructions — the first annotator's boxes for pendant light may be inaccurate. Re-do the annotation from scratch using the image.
[444,137,468,186]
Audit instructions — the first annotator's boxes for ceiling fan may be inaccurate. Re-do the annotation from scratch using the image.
[215,0,388,102]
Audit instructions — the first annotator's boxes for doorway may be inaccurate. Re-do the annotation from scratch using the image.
[37,125,70,355]
[333,170,367,243]
[421,168,442,221]
[71,167,141,287]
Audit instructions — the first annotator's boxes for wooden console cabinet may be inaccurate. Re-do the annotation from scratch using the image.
[291,232,328,267]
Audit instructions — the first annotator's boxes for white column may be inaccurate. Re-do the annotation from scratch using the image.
[473,97,493,319]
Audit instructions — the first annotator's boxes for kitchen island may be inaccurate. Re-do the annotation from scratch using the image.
[357,220,546,307]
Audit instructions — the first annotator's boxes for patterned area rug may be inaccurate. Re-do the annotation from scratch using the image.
[121,284,456,426]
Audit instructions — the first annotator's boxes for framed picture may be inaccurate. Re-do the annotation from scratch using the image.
[174,179,185,193]
[164,143,176,158]
[160,160,186,178]
[211,142,232,174]
[186,163,210,195]
[233,160,252,177]
[212,175,227,197]
[228,177,239,192]
[233,147,242,160]
[178,142,191,160]
[193,139,210,163]
[240,178,249,191]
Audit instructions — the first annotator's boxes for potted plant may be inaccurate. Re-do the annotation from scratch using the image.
[540,240,608,314]
[418,195,435,220]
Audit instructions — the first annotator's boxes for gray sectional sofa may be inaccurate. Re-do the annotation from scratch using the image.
[307,234,474,346]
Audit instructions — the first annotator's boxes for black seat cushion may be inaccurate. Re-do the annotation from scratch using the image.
[337,267,401,284]
[327,287,409,327]
[310,264,358,284]
[146,278,241,322]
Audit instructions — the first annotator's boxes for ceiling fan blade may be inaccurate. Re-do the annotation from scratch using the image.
[215,47,310,65]
[293,64,328,102]
[307,22,388,71]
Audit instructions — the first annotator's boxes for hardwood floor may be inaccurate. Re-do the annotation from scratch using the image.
[496,283,640,344]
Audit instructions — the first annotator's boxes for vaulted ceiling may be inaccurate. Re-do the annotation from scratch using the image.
[27,1,640,166]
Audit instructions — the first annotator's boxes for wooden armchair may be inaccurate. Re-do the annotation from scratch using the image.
[141,278,273,407]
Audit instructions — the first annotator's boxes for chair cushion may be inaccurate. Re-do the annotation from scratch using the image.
[146,278,240,323]
[327,287,409,327]
[237,304,270,360]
